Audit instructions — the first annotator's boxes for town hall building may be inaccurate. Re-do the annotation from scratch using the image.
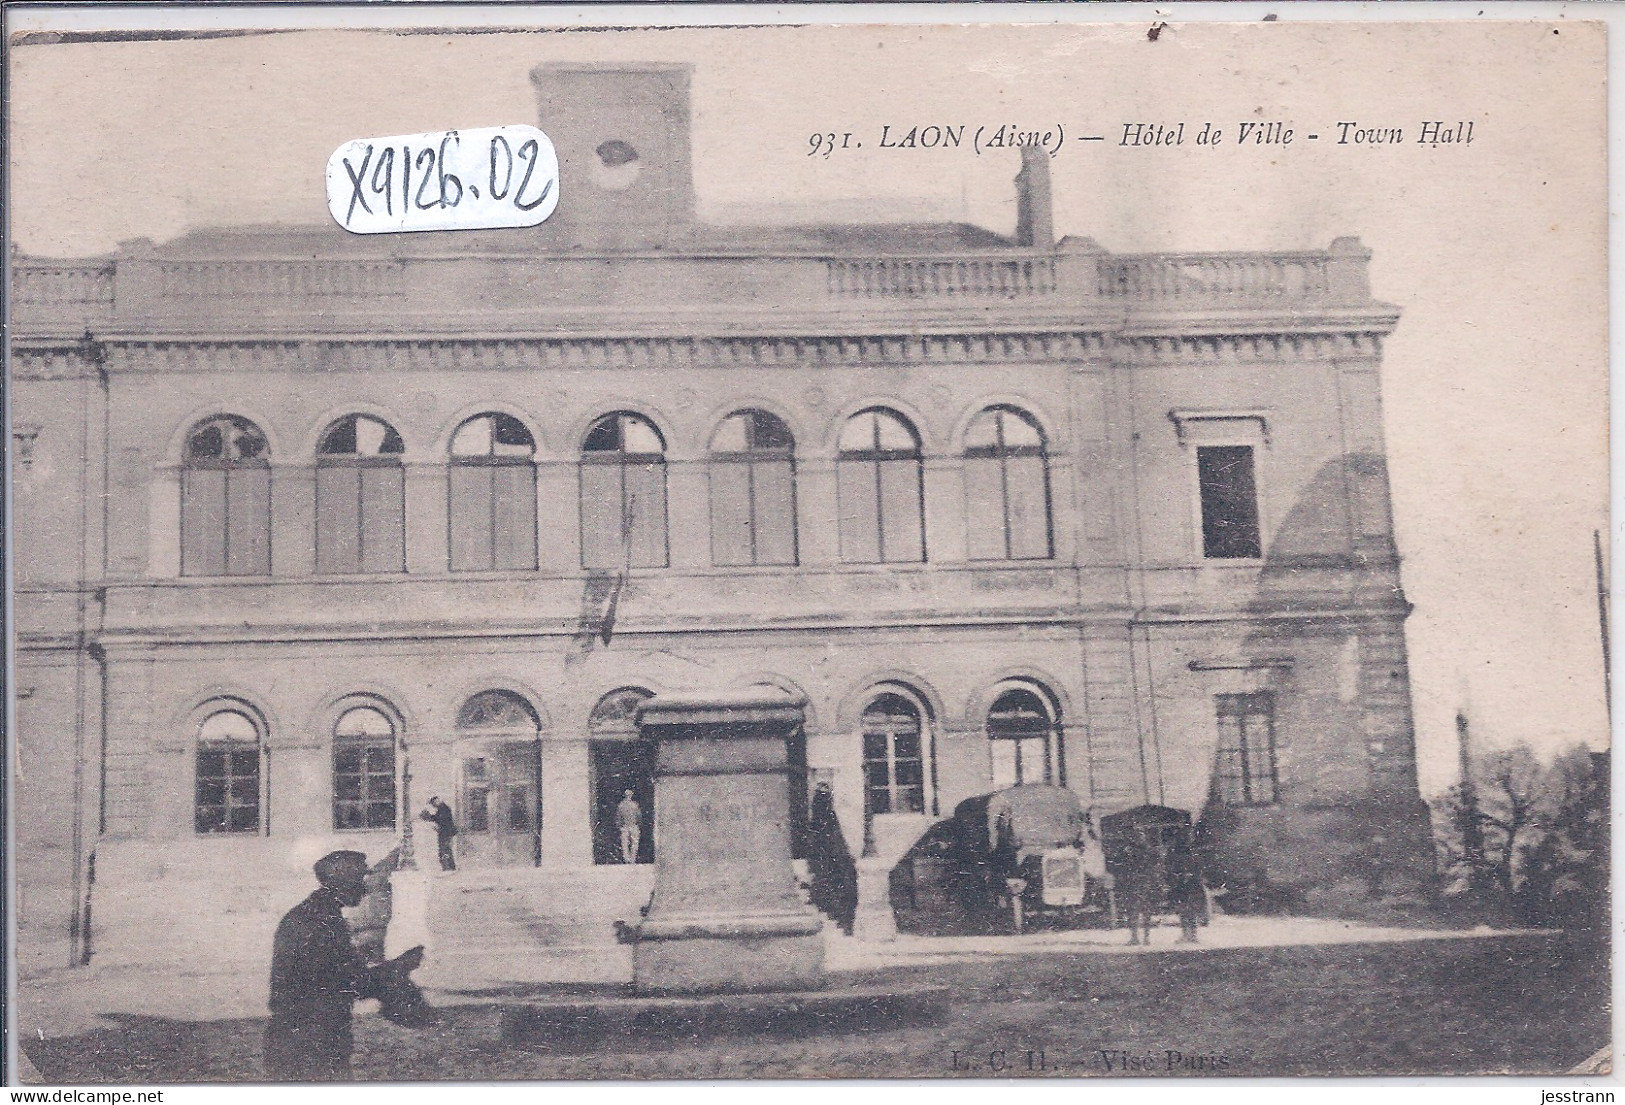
[11,62,1435,980]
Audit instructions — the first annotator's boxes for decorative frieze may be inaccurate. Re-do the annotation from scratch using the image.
[82,332,1113,375]
[11,349,98,380]
[1115,331,1386,365]
[15,329,1396,377]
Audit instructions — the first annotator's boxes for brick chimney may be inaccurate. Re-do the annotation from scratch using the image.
[1014,145,1054,248]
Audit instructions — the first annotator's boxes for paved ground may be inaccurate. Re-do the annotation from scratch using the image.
[14,914,1541,1037]
[823,914,1541,970]
[16,919,1609,1082]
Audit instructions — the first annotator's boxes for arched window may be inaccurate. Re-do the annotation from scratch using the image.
[316,415,406,574]
[182,415,270,576]
[458,689,541,730]
[589,686,654,737]
[332,704,397,830]
[987,685,1064,788]
[837,408,925,563]
[709,410,797,566]
[588,687,655,865]
[449,413,537,571]
[580,413,667,570]
[964,406,1053,561]
[861,692,928,819]
[456,690,542,849]
[195,707,263,834]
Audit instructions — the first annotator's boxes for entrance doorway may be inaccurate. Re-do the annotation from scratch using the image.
[587,687,658,865]
[590,739,655,865]
[453,690,543,869]
[458,740,542,868]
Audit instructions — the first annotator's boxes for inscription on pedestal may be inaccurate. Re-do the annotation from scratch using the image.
[631,689,825,994]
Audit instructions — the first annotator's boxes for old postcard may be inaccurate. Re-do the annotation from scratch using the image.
[5,9,1609,1086]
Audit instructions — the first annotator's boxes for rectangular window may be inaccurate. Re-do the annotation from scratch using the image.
[181,468,228,576]
[181,467,271,576]
[507,786,534,831]
[195,745,261,834]
[836,460,882,563]
[463,756,490,833]
[491,464,539,570]
[877,457,925,563]
[579,462,622,569]
[862,732,894,815]
[965,453,1052,562]
[358,465,406,573]
[752,459,798,566]
[225,468,272,575]
[1197,446,1262,559]
[448,466,491,571]
[450,465,537,571]
[316,464,405,574]
[1214,692,1279,805]
[862,728,925,815]
[1004,453,1053,560]
[963,456,1007,561]
[710,459,797,567]
[333,740,397,829]
[624,463,668,569]
[580,461,667,570]
[990,736,1053,788]
[708,459,753,566]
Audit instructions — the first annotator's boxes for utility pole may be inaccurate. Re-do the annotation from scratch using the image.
[1455,711,1488,896]
[1595,530,1610,714]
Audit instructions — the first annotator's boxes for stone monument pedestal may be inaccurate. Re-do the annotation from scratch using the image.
[632,689,825,994]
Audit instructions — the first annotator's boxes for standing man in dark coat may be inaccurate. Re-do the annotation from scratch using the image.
[1121,831,1164,946]
[805,782,857,935]
[263,850,424,1081]
[422,796,458,871]
[1167,839,1209,943]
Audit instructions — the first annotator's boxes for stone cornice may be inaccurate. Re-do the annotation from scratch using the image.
[12,328,1393,378]
[1115,331,1386,365]
[10,348,99,380]
[21,333,1113,375]
[25,599,1413,652]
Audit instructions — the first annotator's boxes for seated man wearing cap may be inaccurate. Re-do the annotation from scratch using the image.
[264,850,425,1081]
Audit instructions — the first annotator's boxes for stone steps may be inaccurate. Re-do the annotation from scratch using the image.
[416,866,656,988]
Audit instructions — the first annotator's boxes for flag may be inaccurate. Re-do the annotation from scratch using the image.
[599,572,624,646]
[566,488,636,665]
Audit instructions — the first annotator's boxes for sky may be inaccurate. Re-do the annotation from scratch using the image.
[7,18,1609,796]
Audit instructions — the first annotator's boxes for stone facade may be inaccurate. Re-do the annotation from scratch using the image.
[11,62,1433,977]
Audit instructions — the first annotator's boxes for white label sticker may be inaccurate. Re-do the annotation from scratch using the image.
[326,125,559,234]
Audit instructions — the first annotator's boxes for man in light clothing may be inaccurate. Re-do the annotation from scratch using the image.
[616,789,643,863]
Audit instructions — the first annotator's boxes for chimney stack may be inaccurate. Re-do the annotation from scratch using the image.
[1014,146,1054,248]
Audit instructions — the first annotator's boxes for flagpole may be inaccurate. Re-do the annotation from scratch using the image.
[1596,529,1610,713]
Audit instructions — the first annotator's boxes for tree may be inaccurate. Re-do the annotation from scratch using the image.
[1431,742,1542,902]
[1433,741,1609,929]
[1515,746,1609,929]
[1476,744,1543,895]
